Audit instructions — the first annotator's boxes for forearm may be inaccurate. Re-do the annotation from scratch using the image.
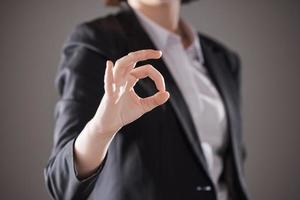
[74,118,118,179]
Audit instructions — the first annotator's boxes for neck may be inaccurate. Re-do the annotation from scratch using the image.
[128,0,181,33]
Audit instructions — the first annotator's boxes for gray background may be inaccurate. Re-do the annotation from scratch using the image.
[0,0,299,199]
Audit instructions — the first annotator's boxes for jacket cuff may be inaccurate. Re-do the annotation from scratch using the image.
[68,137,108,184]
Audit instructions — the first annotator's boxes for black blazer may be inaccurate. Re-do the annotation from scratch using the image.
[44,3,249,200]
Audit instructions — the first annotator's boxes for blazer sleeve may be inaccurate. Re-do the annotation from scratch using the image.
[44,24,109,200]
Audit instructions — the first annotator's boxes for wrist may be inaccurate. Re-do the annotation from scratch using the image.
[86,118,119,140]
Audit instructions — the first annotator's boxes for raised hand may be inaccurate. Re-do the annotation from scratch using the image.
[90,49,170,136]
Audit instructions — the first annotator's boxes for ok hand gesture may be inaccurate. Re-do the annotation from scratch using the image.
[91,49,170,136]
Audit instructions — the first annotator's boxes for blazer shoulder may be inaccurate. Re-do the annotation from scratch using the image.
[199,32,241,72]
[64,12,127,58]
[199,33,239,57]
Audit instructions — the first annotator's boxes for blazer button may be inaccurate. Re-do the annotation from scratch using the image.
[196,186,203,191]
[196,185,212,192]
[204,186,212,191]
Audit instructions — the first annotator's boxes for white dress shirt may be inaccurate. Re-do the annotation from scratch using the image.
[133,10,229,200]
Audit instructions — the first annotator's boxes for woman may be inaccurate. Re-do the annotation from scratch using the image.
[44,0,249,199]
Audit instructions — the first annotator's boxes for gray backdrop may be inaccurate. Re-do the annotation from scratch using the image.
[0,0,299,199]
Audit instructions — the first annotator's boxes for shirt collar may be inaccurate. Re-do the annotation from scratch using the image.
[133,9,204,65]
[133,9,170,50]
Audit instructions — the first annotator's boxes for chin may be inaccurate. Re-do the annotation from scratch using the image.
[142,0,179,6]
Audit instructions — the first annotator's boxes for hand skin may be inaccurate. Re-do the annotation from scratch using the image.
[74,49,170,179]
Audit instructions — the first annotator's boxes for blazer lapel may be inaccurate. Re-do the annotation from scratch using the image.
[200,36,244,182]
[116,3,210,174]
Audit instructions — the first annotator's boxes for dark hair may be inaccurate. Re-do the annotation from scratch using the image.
[104,0,197,6]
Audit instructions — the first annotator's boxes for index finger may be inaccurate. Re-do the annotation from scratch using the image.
[127,49,162,64]
[113,49,162,87]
